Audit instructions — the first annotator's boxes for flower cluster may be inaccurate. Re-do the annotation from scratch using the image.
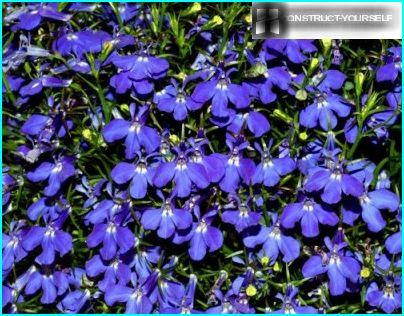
[2,2,402,314]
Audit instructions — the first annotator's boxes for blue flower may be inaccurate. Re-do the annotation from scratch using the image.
[56,289,90,314]
[19,75,71,97]
[110,52,169,95]
[216,135,255,193]
[102,103,160,159]
[366,276,401,313]
[280,196,339,237]
[160,274,200,313]
[27,156,75,196]
[173,209,223,261]
[154,79,203,121]
[141,191,193,239]
[153,146,210,198]
[302,237,361,296]
[22,213,72,265]
[24,266,69,305]
[271,285,318,314]
[252,141,295,187]
[221,196,261,232]
[343,188,400,232]
[262,39,317,64]
[243,219,300,264]
[2,221,28,273]
[376,47,402,82]
[105,271,157,313]
[187,138,225,183]
[111,154,156,199]
[191,69,250,117]
[305,160,364,204]
[87,215,135,261]
[7,4,71,31]
[53,29,111,58]
[226,109,270,137]
[85,254,131,292]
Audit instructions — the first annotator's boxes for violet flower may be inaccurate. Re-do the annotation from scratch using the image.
[252,140,295,187]
[191,69,250,117]
[27,156,75,197]
[302,237,361,296]
[281,195,339,238]
[102,103,160,159]
[140,191,193,239]
[154,79,203,121]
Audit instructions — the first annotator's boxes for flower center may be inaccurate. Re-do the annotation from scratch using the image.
[196,220,208,233]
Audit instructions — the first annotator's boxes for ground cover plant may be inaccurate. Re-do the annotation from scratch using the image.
[2,2,402,314]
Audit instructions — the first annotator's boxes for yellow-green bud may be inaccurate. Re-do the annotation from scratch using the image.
[321,39,332,55]
[354,72,365,98]
[273,261,281,272]
[273,109,293,124]
[299,131,308,141]
[261,256,269,267]
[360,267,371,278]
[246,284,257,297]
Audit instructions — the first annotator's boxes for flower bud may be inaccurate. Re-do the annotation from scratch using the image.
[246,284,257,297]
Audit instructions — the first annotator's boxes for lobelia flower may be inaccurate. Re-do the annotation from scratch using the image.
[252,140,295,187]
[302,237,361,296]
[132,246,161,279]
[243,50,291,104]
[102,103,160,159]
[385,215,401,254]
[84,190,131,226]
[216,135,255,193]
[299,91,351,131]
[160,274,200,313]
[110,51,169,95]
[262,39,317,64]
[85,254,131,292]
[19,75,72,97]
[140,191,193,239]
[243,222,300,264]
[111,153,157,199]
[2,167,16,206]
[149,261,186,309]
[191,68,250,118]
[23,266,69,305]
[187,137,225,183]
[87,211,135,261]
[154,79,203,121]
[376,46,402,82]
[342,188,399,232]
[230,266,263,296]
[280,194,339,238]
[153,144,210,198]
[304,159,364,204]
[225,108,270,137]
[173,208,223,261]
[52,28,112,58]
[221,195,261,232]
[2,221,28,273]
[105,271,158,313]
[7,4,72,31]
[366,275,402,313]
[27,196,70,221]
[27,155,75,197]
[376,170,391,190]
[271,285,318,314]
[56,289,90,314]
[22,211,72,265]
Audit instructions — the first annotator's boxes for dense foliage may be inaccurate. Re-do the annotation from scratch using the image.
[2,2,402,314]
